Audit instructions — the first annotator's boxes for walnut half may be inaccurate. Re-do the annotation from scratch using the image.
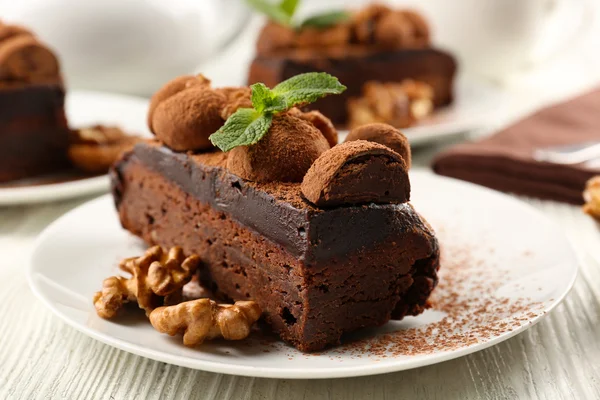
[149,299,262,346]
[348,80,434,129]
[583,176,600,219]
[68,125,142,174]
[93,246,200,318]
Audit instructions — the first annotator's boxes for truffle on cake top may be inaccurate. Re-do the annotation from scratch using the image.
[0,22,60,85]
[301,140,410,207]
[345,122,411,168]
[227,112,330,182]
[207,72,346,182]
[149,75,225,151]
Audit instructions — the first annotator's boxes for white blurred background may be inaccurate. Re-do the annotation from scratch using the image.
[0,0,597,120]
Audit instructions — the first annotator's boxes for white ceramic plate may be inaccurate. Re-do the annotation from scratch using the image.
[401,78,507,145]
[28,171,577,379]
[337,78,508,146]
[0,91,150,206]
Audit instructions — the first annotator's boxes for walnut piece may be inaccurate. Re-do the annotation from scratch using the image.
[68,125,142,174]
[93,246,200,318]
[348,80,434,129]
[583,176,600,219]
[149,299,262,346]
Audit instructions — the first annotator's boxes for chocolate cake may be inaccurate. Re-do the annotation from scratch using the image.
[0,21,69,183]
[247,4,457,126]
[249,48,456,126]
[111,73,440,352]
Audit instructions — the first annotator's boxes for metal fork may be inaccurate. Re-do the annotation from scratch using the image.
[533,142,600,165]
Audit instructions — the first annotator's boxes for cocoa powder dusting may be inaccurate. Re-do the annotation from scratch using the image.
[325,228,545,359]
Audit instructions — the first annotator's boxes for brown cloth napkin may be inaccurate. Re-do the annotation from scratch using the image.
[433,88,600,204]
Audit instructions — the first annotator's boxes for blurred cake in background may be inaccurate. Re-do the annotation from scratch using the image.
[0,20,69,183]
[247,2,457,127]
[0,20,142,184]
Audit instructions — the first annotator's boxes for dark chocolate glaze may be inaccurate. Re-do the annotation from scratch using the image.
[112,143,435,263]
[248,47,457,125]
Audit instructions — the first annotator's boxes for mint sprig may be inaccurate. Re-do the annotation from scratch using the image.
[245,0,349,30]
[209,72,346,152]
[300,10,351,29]
[270,73,347,109]
[209,109,273,152]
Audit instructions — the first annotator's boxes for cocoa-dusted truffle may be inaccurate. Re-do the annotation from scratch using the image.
[0,23,33,42]
[295,24,351,49]
[256,22,296,55]
[0,36,60,83]
[227,112,330,183]
[301,140,409,207]
[288,108,338,147]
[216,86,252,119]
[351,4,430,49]
[352,3,392,44]
[399,10,430,45]
[345,123,411,168]
[147,75,210,131]
[375,11,417,48]
[152,87,226,151]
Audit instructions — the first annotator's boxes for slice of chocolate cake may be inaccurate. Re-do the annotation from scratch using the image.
[0,21,69,183]
[247,4,457,126]
[249,48,456,126]
[111,73,440,352]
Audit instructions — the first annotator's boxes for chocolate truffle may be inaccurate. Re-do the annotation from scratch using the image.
[345,123,411,168]
[147,75,210,131]
[295,24,351,49]
[152,87,226,152]
[352,3,392,44]
[374,11,417,48]
[227,112,330,183]
[288,108,338,147]
[0,23,33,42]
[399,10,430,45]
[0,36,59,83]
[216,86,252,119]
[256,22,296,55]
[301,140,409,207]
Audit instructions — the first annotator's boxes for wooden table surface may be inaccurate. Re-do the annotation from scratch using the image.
[3,5,600,399]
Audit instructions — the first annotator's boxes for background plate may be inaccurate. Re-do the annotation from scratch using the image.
[337,78,508,146]
[27,170,577,379]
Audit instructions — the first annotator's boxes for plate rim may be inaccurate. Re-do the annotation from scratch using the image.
[27,171,579,379]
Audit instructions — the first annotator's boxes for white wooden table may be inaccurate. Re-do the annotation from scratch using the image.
[3,6,600,399]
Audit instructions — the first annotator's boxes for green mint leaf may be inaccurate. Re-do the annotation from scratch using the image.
[280,0,299,18]
[246,0,292,26]
[271,72,347,109]
[251,82,287,114]
[250,83,272,114]
[209,108,273,152]
[300,10,350,29]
